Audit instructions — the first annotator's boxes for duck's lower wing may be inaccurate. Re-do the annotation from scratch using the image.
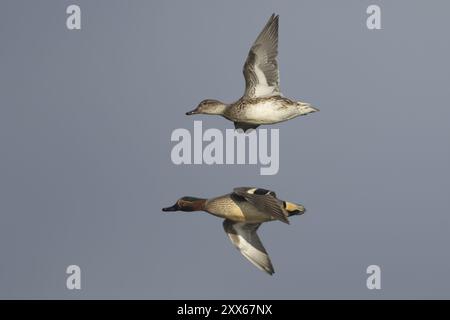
[234,122,260,131]
[223,220,274,275]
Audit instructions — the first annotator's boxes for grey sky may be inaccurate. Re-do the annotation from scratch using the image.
[0,0,449,299]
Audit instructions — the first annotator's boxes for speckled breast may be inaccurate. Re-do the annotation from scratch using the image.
[226,97,300,124]
[205,195,273,223]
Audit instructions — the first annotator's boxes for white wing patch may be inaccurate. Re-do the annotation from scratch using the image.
[252,65,276,98]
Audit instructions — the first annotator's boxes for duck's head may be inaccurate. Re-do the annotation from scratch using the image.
[162,196,206,212]
[186,99,226,116]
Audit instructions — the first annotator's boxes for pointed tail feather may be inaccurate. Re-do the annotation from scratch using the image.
[297,102,319,115]
[284,201,306,216]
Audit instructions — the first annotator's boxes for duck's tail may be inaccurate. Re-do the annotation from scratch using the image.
[297,102,319,115]
[284,201,306,216]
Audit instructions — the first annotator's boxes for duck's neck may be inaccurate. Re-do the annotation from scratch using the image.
[207,103,227,115]
[216,103,227,115]
[184,198,207,211]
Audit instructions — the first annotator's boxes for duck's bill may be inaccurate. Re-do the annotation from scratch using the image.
[185,109,198,115]
[162,203,180,212]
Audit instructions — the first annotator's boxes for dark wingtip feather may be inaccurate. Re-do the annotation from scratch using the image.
[267,13,279,26]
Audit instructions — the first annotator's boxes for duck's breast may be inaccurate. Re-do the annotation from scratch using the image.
[205,195,273,223]
[229,98,300,124]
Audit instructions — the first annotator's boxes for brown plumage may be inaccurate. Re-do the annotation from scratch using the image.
[162,187,306,275]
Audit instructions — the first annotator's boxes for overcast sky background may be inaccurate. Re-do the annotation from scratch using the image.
[0,0,449,299]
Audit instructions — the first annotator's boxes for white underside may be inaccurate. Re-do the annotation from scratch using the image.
[232,100,301,124]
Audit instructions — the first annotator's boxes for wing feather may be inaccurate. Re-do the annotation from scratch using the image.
[233,187,289,224]
[223,220,274,275]
[243,14,280,98]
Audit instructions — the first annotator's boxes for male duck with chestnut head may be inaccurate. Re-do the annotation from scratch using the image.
[163,187,306,275]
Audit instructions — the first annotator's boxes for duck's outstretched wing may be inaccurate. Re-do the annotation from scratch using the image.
[233,187,289,224]
[223,220,274,275]
[243,14,280,99]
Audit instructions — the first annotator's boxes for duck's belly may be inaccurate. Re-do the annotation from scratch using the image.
[228,100,299,124]
[205,196,273,223]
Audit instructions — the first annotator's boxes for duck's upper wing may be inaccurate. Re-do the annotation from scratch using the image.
[223,220,274,275]
[233,187,289,224]
[243,14,280,99]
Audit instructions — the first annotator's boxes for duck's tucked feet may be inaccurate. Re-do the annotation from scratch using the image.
[234,122,260,132]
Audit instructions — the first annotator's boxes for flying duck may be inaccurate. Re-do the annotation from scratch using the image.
[186,14,319,131]
[162,187,306,275]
